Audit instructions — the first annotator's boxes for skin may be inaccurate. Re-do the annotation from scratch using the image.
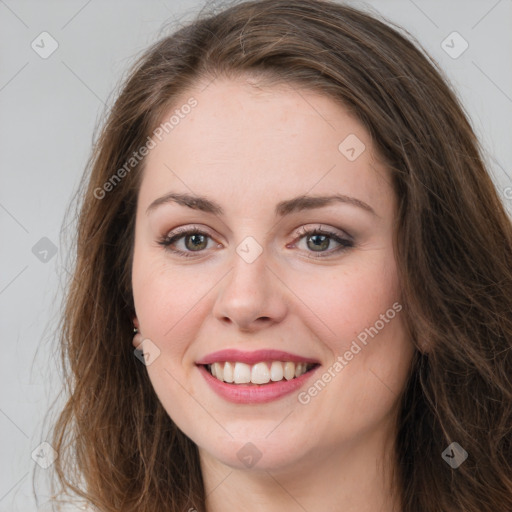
[131,75,415,512]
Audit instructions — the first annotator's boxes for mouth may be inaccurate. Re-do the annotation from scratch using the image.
[196,348,321,403]
[202,361,319,385]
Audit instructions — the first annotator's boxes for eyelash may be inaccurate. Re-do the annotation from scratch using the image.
[157,225,354,259]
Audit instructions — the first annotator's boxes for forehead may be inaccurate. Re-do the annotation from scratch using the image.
[138,76,394,218]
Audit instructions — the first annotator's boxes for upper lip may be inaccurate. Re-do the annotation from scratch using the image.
[196,349,320,366]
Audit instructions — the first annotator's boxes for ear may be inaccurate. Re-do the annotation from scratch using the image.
[132,316,143,348]
[132,331,144,349]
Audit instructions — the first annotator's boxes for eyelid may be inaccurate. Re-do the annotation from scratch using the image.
[293,223,352,241]
[163,224,216,240]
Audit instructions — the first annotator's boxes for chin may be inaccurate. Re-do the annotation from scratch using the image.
[195,426,317,473]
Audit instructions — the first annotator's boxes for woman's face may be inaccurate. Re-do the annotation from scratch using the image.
[132,76,414,473]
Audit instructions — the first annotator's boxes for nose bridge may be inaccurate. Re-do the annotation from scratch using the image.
[227,235,270,301]
[213,235,287,328]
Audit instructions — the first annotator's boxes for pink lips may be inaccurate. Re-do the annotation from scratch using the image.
[197,364,320,404]
[195,349,321,404]
[195,349,319,366]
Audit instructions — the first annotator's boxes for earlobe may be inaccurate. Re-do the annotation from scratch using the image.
[132,331,144,349]
[132,316,142,348]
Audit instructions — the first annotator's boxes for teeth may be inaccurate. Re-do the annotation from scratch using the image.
[284,362,295,380]
[233,362,251,383]
[270,361,284,382]
[212,362,223,380]
[251,362,270,384]
[207,361,312,384]
[223,361,234,383]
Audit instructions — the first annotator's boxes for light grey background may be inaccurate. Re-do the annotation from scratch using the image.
[1,0,511,510]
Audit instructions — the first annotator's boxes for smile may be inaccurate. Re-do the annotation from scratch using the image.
[196,349,321,404]
[205,361,316,385]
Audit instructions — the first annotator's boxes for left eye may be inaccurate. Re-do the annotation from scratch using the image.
[291,226,354,258]
[157,225,354,259]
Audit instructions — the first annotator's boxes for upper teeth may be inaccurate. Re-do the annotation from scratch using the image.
[208,361,311,384]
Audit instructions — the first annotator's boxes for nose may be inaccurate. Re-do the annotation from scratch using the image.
[212,243,288,332]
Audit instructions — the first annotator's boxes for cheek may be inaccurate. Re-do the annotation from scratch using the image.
[293,254,410,417]
[295,254,401,353]
[131,250,218,357]
[303,304,411,441]
[132,242,401,360]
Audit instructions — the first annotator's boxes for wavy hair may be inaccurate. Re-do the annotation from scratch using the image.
[45,0,512,510]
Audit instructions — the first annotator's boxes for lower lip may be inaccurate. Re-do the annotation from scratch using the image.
[197,364,320,404]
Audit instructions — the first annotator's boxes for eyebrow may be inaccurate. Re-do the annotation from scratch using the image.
[146,192,377,217]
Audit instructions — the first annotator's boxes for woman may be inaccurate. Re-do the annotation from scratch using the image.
[47,0,512,510]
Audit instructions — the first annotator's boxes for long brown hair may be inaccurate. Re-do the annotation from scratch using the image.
[43,0,512,510]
